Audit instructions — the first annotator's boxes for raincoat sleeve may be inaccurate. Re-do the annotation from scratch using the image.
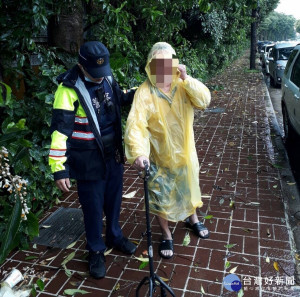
[181,76,211,110]
[124,85,151,164]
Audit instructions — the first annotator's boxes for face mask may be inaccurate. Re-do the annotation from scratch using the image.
[84,76,102,84]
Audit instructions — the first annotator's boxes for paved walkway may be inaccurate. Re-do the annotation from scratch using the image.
[1,52,299,297]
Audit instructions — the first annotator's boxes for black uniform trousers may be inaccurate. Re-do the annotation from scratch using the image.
[77,157,124,252]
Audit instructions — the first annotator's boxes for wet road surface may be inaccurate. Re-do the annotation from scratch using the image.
[263,71,300,190]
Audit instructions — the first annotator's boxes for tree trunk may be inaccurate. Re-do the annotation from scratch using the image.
[250,8,257,70]
[48,0,84,54]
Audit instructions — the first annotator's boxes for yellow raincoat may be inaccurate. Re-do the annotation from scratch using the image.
[125,43,211,222]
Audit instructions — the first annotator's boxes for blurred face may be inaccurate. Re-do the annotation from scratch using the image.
[149,53,179,88]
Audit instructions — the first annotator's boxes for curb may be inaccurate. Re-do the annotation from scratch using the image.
[262,78,300,284]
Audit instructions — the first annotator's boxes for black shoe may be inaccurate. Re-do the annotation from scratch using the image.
[88,251,106,279]
[112,237,137,255]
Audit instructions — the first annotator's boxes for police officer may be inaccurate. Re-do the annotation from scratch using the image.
[49,41,136,279]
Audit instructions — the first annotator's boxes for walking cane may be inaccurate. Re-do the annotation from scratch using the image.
[136,160,176,297]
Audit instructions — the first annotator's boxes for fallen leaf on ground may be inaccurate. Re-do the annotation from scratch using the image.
[229,201,235,209]
[114,283,120,291]
[182,233,191,246]
[70,282,81,286]
[64,289,89,295]
[139,261,148,270]
[225,261,231,269]
[63,265,72,277]
[229,266,238,273]
[273,261,279,272]
[204,215,213,219]
[61,251,76,266]
[266,256,270,263]
[66,241,77,249]
[266,228,271,237]
[213,185,222,191]
[287,182,296,186]
[45,256,56,261]
[238,289,244,297]
[201,195,211,198]
[224,243,237,249]
[134,256,149,262]
[244,202,260,206]
[268,162,283,169]
[104,248,113,256]
[25,256,38,260]
[201,285,205,294]
[76,271,89,277]
[122,190,137,198]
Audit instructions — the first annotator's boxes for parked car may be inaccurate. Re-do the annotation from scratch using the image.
[268,41,298,87]
[281,44,300,141]
[260,43,274,74]
[257,40,272,52]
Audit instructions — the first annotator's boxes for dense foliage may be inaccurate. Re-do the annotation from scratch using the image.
[258,11,297,41]
[296,20,300,34]
[0,0,278,261]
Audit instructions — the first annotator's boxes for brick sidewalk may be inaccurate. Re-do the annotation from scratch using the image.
[1,52,298,297]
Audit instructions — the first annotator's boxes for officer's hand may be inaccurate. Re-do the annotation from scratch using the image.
[55,178,71,192]
[133,156,150,175]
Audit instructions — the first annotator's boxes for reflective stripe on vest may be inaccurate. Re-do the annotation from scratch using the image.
[49,148,66,158]
[75,116,89,125]
[72,131,95,140]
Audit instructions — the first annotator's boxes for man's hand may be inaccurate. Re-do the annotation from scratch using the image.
[55,178,71,192]
[133,156,150,175]
[178,64,188,80]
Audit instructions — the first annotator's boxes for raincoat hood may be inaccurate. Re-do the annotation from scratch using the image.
[145,42,180,91]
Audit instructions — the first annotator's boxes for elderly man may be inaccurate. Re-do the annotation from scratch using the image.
[125,42,211,259]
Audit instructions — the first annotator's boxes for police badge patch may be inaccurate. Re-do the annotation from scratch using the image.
[97,58,104,65]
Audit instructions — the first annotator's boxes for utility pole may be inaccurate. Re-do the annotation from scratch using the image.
[250,1,259,70]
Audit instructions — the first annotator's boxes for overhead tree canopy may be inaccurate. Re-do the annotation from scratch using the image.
[258,12,296,41]
[296,19,300,34]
